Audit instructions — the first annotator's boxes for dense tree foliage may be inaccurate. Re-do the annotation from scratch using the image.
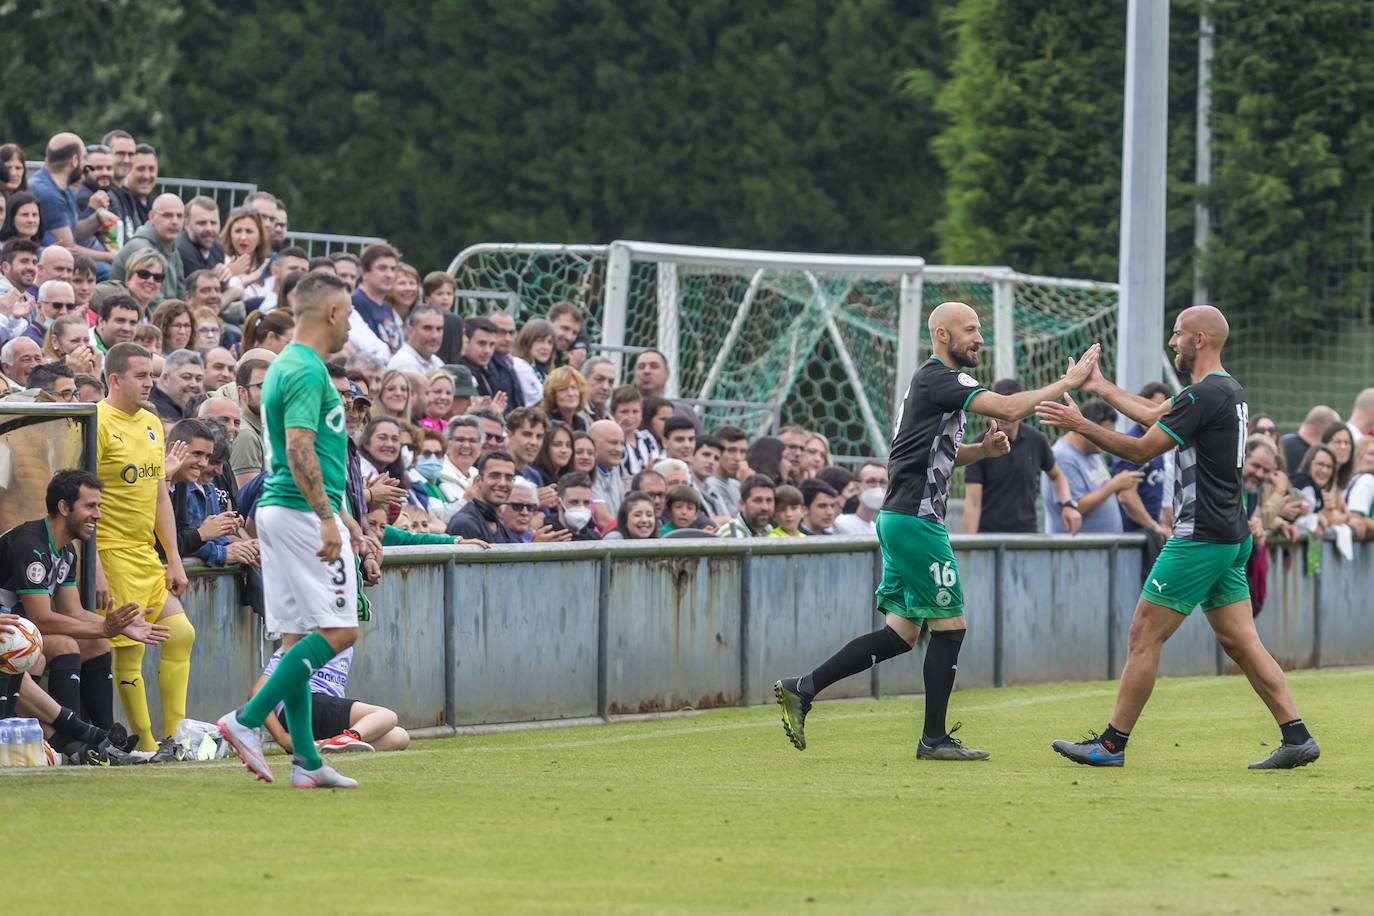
[0,0,1370,328]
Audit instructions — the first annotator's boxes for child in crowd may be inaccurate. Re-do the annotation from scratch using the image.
[768,485,807,537]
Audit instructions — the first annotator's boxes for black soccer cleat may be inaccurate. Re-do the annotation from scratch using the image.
[917,722,990,761]
[148,737,185,764]
[1249,737,1320,770]
[774,677,812,751]
[107,723,140,754]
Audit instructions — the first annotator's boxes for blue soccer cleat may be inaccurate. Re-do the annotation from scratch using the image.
[1052,732,1125,767]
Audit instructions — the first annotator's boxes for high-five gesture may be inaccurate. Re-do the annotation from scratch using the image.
[1062,343,1101,390]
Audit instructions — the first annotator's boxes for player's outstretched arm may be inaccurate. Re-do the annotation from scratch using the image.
[1035,395,1175,465]
[1078,360,1170,427]
[967,344,1100,422]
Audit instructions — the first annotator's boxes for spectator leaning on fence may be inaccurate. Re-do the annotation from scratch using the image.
[445,450,520,543]
[716,474,776,538]
[1344,437,1374,539]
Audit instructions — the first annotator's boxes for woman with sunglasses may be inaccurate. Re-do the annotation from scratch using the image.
[120,248,168,316]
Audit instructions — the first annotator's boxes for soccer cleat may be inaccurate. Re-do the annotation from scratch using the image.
[107,722,141,754]
[1052,732,1124,767]
[318,729,375,753]
[82,738,144,767]
[148,737,186,764]
[217,709,274,783]
[774,677,812,751]
[918,723,990,761]
[1249,738,1320,770]
[291,758,358,789]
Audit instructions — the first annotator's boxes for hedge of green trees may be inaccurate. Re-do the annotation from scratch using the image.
[1,0,1369,325]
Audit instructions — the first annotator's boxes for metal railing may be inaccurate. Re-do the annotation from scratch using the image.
[284,231,385,257]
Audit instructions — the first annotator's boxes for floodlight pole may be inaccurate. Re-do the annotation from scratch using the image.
[1115,0,1170,398]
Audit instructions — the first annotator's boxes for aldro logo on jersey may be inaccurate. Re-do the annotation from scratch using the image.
[119,462,162,484]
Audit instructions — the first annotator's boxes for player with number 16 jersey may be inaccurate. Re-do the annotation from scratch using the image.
[773,302,1101,762]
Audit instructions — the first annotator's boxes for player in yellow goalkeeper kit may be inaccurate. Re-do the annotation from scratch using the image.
[95,340,194,756]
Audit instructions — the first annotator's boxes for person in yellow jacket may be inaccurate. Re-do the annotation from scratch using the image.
[95,342,193,757]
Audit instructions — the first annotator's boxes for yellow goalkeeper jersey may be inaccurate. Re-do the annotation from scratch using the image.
[95,400,165,550]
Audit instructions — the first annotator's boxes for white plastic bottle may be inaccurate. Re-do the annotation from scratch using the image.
[21,718,45,767]
[0,719,14,767]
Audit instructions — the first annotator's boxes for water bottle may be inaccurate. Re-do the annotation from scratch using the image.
[20,718,44,767]
[0,719,14,767]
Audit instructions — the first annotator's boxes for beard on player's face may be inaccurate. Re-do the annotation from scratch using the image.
[1174,341,1195,374]
[949,340,979,368]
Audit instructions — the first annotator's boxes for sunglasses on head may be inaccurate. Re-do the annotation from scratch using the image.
[134,269,165,282]
[85,144,111,154]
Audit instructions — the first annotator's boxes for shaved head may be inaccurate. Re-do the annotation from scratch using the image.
[927,301,983,369]
[1352,388,1374,415]
[1170,304,1230,375]
[152,193,184,214]
[928,301,977,336]
[1176,305,1229,348]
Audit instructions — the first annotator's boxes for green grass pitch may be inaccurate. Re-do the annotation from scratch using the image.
[12,668,1374,914]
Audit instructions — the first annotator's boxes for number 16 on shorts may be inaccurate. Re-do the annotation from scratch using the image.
[929,561,957,588]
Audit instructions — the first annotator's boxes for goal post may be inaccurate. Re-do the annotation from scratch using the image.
[447,240,1147,458]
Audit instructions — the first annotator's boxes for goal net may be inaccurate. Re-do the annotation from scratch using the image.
[448,243,1126,459]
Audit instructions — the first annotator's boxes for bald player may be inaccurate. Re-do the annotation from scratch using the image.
[775,302,1101,760]
[1036,305,1319,770]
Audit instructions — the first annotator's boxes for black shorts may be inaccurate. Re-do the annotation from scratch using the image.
[311,694,357,740]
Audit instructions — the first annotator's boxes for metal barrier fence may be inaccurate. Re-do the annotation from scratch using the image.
[284,231,386,257]
[124,534,1374,736]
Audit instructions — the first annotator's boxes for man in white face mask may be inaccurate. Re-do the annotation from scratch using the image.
[832,460,889,536]
[549,472,601,541]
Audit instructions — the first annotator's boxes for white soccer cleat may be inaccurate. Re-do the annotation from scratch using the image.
[217,709,273,783]
[291,759,358,789]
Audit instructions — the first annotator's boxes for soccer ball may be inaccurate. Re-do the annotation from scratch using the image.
[0,617,43,675]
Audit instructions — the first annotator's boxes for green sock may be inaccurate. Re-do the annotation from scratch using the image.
[282,684,321,770]
[239,632,337,729]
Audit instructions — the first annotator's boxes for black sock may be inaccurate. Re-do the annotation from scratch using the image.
[801,626,912,699]
[45,653,82,712]
[922,628,965,743]
[1101,724,1131,754]
[1280,718,1311,746]
[80,653,115,729]
[0,672,20,718]
[51,706,103,744]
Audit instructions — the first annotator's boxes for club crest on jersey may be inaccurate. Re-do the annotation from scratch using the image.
[25,561,45,584]
[956,373,978,388]
[146,426,157,441]
[936,588,953,607]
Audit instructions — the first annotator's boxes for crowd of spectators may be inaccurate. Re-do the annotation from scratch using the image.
[0,128,884,562]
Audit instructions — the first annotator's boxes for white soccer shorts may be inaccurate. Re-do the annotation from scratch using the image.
[258,505,358,634]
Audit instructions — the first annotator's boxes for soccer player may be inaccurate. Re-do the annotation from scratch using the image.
[774,301,1100,759]
[217,272,377,789]
[96,342,195,756]
[0,470,168,754]
[1036,305,1319,769]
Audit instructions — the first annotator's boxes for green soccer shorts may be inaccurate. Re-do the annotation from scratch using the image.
[1141,535,1253,615]
[874,510,965,621]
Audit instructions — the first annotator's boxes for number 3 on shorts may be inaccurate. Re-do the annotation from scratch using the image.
[928,561,957,588]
